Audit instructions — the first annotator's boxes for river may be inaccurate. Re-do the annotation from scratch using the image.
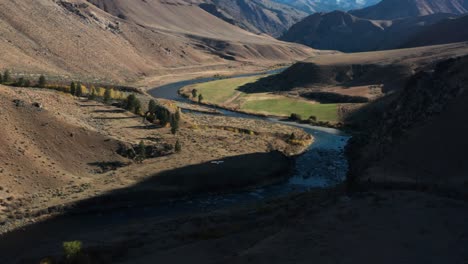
[0,70,350,262]
[147,69,350,209]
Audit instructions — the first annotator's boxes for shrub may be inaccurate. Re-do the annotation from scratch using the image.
[198,94,204,104]
[191,89,198,98]
[156,106,170,126]
[175,140,182,153]
[70,82,76,96]
[124,94,141,114]
[289,113,302,121]
[24,79,31,87]
[75,82,82,97]
[3,70,10,83]
[103,88,112,103]
[88,85,97,100]
[289,132,296,140]
[174,109,181,122]
[309,115,317,122]
[0,73,3,84]
[15,77,25,87]
[63,241,82,260]
[38,75,46,88]
[137,140,146,160]
[148,99,158,114]
[170,114,179,134]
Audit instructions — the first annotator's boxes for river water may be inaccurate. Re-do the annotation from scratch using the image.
[147,69,350,211]
[0,70,350,262]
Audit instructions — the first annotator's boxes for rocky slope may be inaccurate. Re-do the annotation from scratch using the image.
[274,0,381,13]
[243,42,468,94]
[198,0,307,37]
[282,0,468,52]
[350,0,468,20]
[346,55,468,195]
[0,0,313,84]
[402,14,468,47]
[280,10,457,52]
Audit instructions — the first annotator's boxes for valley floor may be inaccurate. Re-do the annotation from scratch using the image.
[0,85,311,234]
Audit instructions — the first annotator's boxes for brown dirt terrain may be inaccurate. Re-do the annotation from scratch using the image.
[0,0,314,84]
[0,85,311,233]
[2,189,467,263]
[243,42,468,100]
[347,55,468,194]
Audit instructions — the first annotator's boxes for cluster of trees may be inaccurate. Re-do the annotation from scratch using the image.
[144,99,181,134]
[191,88,204,103]
[0,70,46,88]
[68,81,125,102]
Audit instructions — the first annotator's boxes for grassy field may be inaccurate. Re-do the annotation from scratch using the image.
[185,76,339,122]
[190,76,260,104]
[242,99,338,121]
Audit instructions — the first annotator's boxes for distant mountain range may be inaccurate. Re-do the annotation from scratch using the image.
[196,0,382,37]
[350,0,468,19]
[281,0,468,52]
[273,0,381,13]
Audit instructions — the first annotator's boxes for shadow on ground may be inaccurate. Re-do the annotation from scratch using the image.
[0,152,293,263]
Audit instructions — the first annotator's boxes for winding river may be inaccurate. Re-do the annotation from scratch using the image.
[0,70,350,262]
[147,69,350,209]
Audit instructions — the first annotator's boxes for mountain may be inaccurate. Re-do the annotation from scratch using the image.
[272,0,381,13]
[280,10,455,52]
[198,0,308,37]
[402,15,468,47]
[0,0,313,84]
[347,55,468,193]
[350,0,468,20]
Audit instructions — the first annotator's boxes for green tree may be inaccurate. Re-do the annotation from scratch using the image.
[125,94,137,111]
[175,140,182,153]
[174,108,181,122]
[148,99,158,114]
[170,114,179,135]
[198,94,204,104]
[157,106,170,126]
[103,87,112,103]
[0,73,3,84]
[75,82,82,97]
[15,77,25,87]
[63,241,82,260]
[191,89,198,98]
[38,75,46,88]
[88,86,97,100]
[134,98,141,115]
[70,82,76,96]
[3,70,10,83]
[137,140,146,160]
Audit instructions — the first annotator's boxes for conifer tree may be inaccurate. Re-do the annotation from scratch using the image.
[3,70,10,83]
[103,88,112,104]
[70,82,76,96]
[175,140,182,153]
[38,75,46,88]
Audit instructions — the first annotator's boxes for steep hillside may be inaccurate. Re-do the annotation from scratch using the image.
[0,0,313,84]
[198,0,307,37]
[347,55,468,194]
[350,0,468,20]
[247,42,468,93]
[273,0,381,13]
[280,10,455,52]
[403,15,468,47]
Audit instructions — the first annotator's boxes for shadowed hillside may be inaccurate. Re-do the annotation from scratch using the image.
[350,0,468,19]
[346,55,468,195]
